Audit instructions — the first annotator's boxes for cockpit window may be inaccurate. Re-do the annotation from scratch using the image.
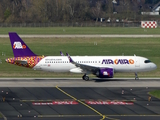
[144,60,151,63]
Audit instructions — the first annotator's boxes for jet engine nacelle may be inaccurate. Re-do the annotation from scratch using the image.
[70,68,83,73]
[96,68,114,78]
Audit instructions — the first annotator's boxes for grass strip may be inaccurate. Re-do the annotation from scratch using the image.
[0,37,159,78]
[0,27,160,35]
[0,112,4,118]
[149,90,160,99]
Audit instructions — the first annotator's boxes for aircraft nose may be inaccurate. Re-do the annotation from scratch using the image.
[152,63,157,70]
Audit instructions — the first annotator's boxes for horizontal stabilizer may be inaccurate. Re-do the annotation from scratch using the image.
[14,60,28,65]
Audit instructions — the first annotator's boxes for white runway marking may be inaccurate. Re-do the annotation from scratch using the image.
[1,35,160,38]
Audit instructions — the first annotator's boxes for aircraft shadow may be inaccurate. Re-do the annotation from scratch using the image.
[33,78,129,82]
[91,78,128,82]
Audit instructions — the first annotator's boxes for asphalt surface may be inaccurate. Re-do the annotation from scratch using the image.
[0,86,160,120]
[0,78,160,87]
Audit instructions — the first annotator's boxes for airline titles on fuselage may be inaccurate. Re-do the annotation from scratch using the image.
[45,59,62,63]
[45,58,134,65]
[102,59,134,65]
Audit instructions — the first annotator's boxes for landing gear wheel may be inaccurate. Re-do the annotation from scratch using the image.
[82,75,89,81]
[135,73,139,80]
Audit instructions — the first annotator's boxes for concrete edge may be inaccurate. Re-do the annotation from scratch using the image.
[1,35,160,38]
[0,78,160,80]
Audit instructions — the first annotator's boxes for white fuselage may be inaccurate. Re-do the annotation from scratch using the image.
[33,56,157,73]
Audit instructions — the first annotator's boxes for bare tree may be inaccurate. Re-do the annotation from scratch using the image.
[65,0,80,22]
[27,0,50,23]
[92,1,102,22]
[75,0,90,21]
[0,0,157,23]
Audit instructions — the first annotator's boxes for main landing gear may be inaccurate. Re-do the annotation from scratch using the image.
[135,73,139,80]
[82,74,89,81]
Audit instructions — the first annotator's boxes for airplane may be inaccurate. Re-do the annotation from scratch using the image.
[6,32,157,81]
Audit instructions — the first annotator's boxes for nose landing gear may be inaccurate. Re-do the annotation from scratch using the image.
[135,73,139,80]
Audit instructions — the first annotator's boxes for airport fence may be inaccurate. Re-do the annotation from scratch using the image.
[0,22,159,27]
[0,22,142,27]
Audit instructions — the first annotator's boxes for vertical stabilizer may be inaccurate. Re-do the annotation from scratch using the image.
[9,32,37,57]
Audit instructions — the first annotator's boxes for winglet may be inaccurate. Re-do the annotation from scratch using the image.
[60,51,64,56]
[66,53,74,63]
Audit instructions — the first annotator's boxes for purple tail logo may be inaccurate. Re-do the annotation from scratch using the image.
[13,42,26,49]
[9,32,37,57]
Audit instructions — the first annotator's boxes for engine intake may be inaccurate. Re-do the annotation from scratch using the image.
[96,68,114,78]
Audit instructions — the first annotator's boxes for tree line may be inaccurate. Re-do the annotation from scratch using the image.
[0,0,159,23]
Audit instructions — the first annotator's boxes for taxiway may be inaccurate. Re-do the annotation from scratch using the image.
[0,78,160,120]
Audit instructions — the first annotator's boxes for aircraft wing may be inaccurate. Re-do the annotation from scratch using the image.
[66,53,111,74]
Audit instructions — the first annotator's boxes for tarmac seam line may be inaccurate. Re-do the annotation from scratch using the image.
[55,85,110,120]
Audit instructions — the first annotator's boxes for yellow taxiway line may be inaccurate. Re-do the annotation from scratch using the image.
[55,85,119,120]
